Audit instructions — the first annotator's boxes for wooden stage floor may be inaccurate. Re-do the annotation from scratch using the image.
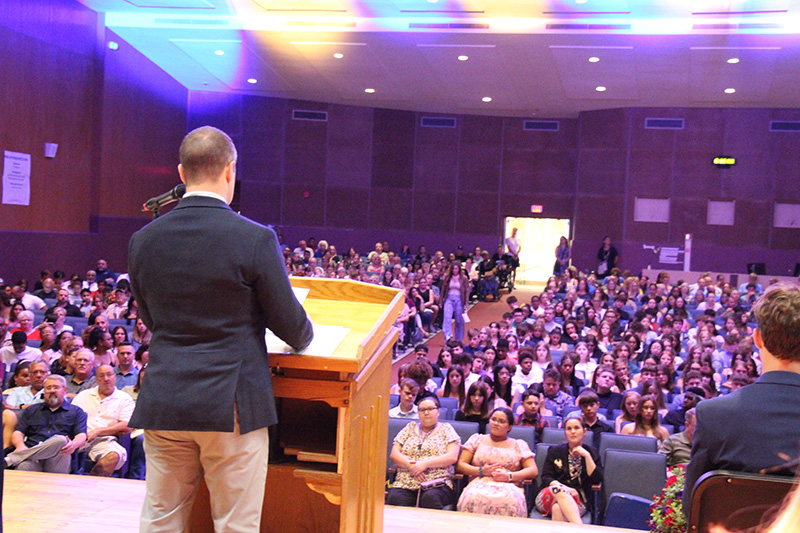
[2,471,639,533]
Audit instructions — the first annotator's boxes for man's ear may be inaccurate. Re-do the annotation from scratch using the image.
[753,329,764,351]
[178,164,186,184]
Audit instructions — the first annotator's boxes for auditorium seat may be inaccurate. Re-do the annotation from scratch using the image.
[600,449,666,527]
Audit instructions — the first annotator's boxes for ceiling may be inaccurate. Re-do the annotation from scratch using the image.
[77,0,800,117]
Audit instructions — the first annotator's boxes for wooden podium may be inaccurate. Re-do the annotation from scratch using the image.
[188,278,403,532]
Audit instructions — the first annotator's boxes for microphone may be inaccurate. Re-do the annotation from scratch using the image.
[142,184,186,213]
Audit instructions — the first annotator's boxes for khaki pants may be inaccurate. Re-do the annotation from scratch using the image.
[139,422,269,533]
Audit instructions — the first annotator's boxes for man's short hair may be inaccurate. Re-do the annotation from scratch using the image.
[30,360,50,372]
[753,283,800,362]
[44,374,67,388]
[543,368,561,382]
[179,126,237,183]
[11,331,27,344]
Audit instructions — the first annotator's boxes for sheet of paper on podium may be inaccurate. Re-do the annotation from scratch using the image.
[292,287,309,304]
[265,323,350,357]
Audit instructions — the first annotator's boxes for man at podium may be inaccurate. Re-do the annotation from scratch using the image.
[129,126,313,532]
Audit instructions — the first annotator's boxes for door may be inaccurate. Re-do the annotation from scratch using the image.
[504,217,571,285]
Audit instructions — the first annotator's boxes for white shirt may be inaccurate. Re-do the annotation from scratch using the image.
[183,190,228,203]
[72,386,135,435]
[505,236,521,256]
[513,366,542,390]
[0,345,43,371]
[18,293,46,311]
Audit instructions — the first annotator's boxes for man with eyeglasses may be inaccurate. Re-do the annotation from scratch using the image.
[5,374,87,473]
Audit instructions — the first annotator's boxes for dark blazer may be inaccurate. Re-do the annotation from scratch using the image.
[683,371,800,515]
[541,443,603,512]
[128,195,313,433]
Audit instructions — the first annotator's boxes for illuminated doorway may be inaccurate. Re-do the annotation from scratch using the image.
[504,217,571,285]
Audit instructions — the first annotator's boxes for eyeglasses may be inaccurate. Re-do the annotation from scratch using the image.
[418,407,439,414]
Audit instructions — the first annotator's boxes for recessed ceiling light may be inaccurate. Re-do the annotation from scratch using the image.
[724,88,736,94]
[333,53,344,59]
[458,55,469,61]
[727,57,739,64]
[214,50,224,56]
[595,86,606,92]
[247,78,257,84]
[588,56,600,63]
[365,88,375,93]
[482,96,492,102]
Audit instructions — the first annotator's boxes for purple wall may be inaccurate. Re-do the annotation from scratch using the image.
[0,0,187,284]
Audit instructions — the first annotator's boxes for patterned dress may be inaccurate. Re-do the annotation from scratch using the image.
[457,434,535,517]
[392,422,461,490]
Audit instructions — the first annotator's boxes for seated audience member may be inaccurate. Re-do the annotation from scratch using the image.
[577,390,614,441]
[121,366,146,480]
[387,396,460,509]
[11,285,46,312]
[455,381,491,433]
[515,389,551,443]
[659,408,697,467]
[389,379,420,419]
[33,277,58,301]
[540,368,575,418]
[134,343,149,370]
[456,407,538,517]
[621,394,669,443]
[45,288,82,317]
[88,327,118,368]
[512,347,541,389]
[559,352,584,395]
[663,386,704,428]
[536,413,603,523]
[615,390,641,433]
[114,342,139,390]
[105,289,129,320]
[5,375,87,473]
[437,365,465,405]
[66,349,97,396]
[1,331,43,372]
[5,361,49,408]
[9,311,41,341]
[72,365,134,476]
[492,361,515,408]
[3,361,32,394]
[406,358,437,400]
[684,284,800,514]
[671,369,703,409]
[588,366,624,412]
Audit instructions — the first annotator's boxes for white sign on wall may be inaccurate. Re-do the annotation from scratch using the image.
[2,151,31,206]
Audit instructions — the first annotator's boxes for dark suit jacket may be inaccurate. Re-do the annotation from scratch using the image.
[541,443,603,512]
[128,195,313,433]
[683,371,800,515]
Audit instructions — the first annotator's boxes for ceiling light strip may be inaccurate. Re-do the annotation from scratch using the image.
[290,41,366,46]
[689,46,781,50]
[549,45,633,49]
[417,44,496,48]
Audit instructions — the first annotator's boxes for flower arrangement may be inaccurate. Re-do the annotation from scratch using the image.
[650,464,687,533]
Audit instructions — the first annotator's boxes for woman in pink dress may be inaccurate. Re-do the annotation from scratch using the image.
[456,407,538,516]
